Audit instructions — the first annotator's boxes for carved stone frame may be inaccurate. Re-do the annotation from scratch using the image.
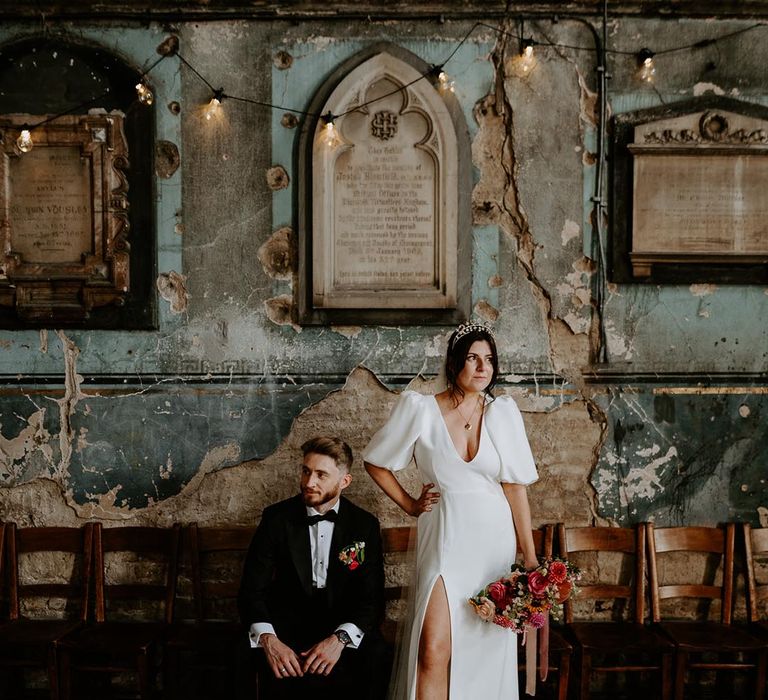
[297,42,472,326]
[611,95,768,284]
[0,112,130,322]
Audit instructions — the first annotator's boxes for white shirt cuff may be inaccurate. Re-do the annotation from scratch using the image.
[249,622,276,648]
[335,622,365,649]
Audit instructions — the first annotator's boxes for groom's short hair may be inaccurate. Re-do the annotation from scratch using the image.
[301,436,353,473]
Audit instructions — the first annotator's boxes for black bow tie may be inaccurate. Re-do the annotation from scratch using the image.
[306,511,338,526]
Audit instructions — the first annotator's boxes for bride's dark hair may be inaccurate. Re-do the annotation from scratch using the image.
[444,326,499,405]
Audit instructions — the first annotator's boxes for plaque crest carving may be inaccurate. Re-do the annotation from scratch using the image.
[298,43,471,325]
[371,110,398,141]
[0,112,130,322]
[612,97,768,282]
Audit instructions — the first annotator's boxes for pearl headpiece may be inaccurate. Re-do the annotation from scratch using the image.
[449,321,494,349]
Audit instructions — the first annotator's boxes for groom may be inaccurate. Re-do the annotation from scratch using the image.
[238,436,385,700]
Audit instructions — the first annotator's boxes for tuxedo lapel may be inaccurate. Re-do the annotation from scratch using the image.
[286,496,313,596]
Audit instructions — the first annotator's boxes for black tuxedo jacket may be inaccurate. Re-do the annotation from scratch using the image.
[238,495,384,649]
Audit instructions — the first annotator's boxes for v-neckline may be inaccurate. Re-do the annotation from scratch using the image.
[431,394,486,464]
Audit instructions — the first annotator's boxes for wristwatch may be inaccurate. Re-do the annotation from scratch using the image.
[334,629,352,646]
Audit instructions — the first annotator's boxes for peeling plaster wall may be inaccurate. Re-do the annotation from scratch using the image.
[0,13,766,563]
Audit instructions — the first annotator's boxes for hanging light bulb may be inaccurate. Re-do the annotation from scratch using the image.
[506,38,537,78]
[438,70,455,94]
[518,38,536,74]
[135,80,154,106]
[204,89,224,121]
[636,48,656,83]
[16,128,33,153]
[321,112,340,149]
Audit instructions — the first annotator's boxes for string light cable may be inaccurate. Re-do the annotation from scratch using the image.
[7,19,766,143]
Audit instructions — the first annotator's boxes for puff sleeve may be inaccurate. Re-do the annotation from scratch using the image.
[362,390,423,472]
[484,396,539,485]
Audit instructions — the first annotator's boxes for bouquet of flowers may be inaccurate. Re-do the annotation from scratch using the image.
[468,558,581,632]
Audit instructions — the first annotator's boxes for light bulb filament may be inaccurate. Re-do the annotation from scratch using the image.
[438,71,455,94]
[135,81,154,106]
[16,129,33,153]
[637,49,656,83]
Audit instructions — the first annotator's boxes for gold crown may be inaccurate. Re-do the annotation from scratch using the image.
[449,321,494,348]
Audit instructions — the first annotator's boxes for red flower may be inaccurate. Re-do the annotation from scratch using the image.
[350,551,357,559]
[349,561,359,570]
[487,581,506,607]
[548,561,567,584]
[527,571,548,597]
[555,580,573,603]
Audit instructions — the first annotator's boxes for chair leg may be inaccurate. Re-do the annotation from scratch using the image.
[58,648,72,700]
[557,650,570,700]
[137,651,151,700]
[164,644,178,700]
[579,650,592,700]
[661,652,673,700]
[756,649,767,700]
[47,644,60,700]
[674,651,687,700]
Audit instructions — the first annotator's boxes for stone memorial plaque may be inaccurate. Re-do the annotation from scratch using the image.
[299,44,471,324]
[332,97,436,292]
[9,146,92,263]
[632,154,768,254]
[627,109,768,277]
[0,112,130,323]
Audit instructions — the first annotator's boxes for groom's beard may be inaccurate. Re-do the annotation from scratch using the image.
[301,481,342,508]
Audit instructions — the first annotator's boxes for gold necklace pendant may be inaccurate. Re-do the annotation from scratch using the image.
[456,395,482,432]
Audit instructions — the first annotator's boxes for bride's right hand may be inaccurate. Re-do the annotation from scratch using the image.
[406,483,440,517]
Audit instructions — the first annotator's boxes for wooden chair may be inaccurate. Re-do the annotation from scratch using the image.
[58,523,181,700]
[0,523,94,700]
[648,523,768,700]
[164,524,255,700]
[559,523,673,699]
[744,524,768,641]
[518,525,572,700]
[381,525,413,646]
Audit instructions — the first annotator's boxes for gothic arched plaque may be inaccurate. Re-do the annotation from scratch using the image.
[298,43,471,325]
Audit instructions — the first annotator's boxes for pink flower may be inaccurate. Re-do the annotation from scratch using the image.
[548,561,567,584]
[528,612,546,628]
[487,581,506,607]
[528,571,548,597]
[474,597,496,622]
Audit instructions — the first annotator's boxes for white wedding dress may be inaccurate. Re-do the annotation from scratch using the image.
[364,391,538,700]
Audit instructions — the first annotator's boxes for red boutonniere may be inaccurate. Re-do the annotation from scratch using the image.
[339,541,365,571]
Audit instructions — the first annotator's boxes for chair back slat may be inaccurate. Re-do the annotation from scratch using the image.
[6,523,94,623]
[652,526,726,554]
[648,523,734,624]
[562,527,636,554]
[575,583,634,600]
[186,524,256,622]
[94,523,181,624]
[658,584,723,600]
[744,523,768,623]
[559,523,645,624]
[381,526,413,553]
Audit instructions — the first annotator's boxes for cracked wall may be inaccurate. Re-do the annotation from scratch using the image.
[0,15,766,553]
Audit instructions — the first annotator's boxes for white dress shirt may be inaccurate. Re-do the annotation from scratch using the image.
[249,500,365,649]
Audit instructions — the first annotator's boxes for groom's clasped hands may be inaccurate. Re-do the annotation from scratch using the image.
[262,632,346,679]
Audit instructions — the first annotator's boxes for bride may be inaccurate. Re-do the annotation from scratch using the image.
[364,322,538,700]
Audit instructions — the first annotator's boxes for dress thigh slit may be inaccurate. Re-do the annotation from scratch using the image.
[414,574,453,698]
